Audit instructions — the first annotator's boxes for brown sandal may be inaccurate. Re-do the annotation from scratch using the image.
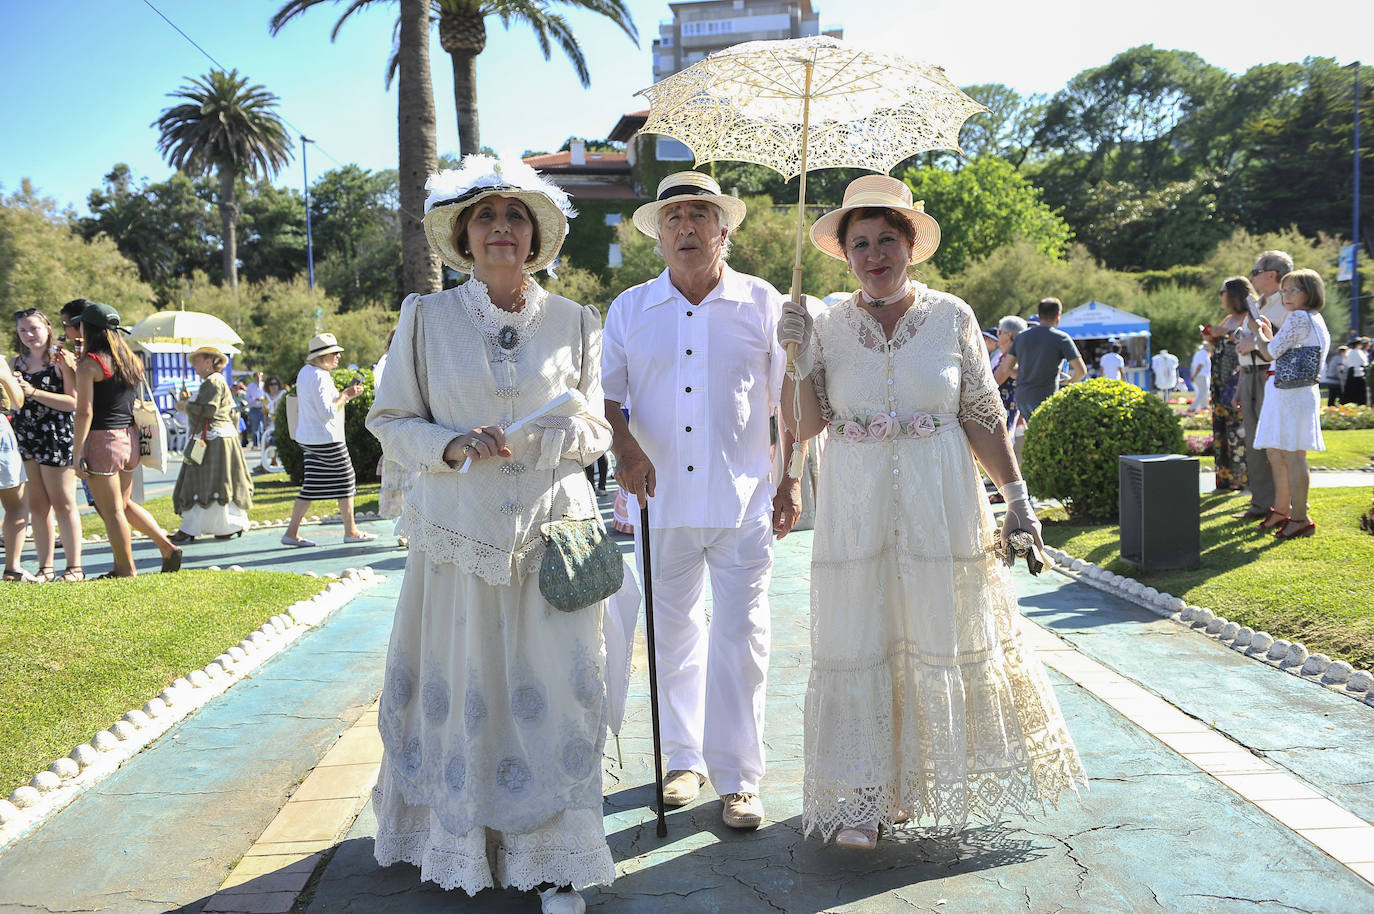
[54,567,85,582]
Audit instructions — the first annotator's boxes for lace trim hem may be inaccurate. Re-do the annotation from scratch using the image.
[811,539,997,568]
[373,828,615,895]
[398,506,544,585]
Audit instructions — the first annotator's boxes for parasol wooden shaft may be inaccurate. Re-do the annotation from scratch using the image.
[784,59,814,481]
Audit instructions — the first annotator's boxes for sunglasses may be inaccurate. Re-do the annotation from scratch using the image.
[13,308,41,319]
[1250,267,1272,276]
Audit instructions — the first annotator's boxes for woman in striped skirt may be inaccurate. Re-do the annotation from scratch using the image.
[280,332,376,547]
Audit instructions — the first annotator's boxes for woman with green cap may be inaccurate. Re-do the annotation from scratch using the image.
[69,300,182,577]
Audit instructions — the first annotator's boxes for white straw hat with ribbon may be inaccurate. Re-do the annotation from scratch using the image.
[632,171,747,240]
[810,175,940,264]
[306,332,344,361]
[422,154,576,274]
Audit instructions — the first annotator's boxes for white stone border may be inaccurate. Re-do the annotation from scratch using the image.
[77,511,388,546]
[0,565,386,850]
[1042,546,1374,709]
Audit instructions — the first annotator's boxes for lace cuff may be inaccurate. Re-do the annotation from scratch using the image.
[812,333,833,422]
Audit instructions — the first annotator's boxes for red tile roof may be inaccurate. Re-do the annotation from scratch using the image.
[523,150,629,172]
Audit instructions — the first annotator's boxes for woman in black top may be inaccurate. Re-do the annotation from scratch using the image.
[69,301,181,578]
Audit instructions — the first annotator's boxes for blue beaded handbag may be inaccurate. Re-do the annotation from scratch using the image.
[538,515,623,612]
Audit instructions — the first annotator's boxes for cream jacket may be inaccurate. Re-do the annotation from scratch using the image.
[366,284,612,585]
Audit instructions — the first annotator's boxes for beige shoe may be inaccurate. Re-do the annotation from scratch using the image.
[721,792,764,829]
[662,769,705,807]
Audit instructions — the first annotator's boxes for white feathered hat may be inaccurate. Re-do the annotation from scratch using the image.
[422,155,576,274]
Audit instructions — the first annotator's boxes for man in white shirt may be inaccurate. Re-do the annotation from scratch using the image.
[1188,342,1211,413]
[1233,249,1293,519]
[1151,349,1179,400]
[603,172,800,832]
[1099,342,1125,381]
[243,371,268,448]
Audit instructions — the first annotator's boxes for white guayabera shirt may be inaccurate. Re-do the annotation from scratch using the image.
[602,264,786,529]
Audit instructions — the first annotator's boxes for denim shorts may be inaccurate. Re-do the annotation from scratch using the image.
[0,420,26,490]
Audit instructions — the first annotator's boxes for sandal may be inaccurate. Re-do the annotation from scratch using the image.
[2,568,37,583]
[54,567,85,582]
[169,530,197,545]
[161,547,184,574]
[1256,508,1289,532]
[835,822,880,850]
[36,566,56,583]
[1274,519,1316,540]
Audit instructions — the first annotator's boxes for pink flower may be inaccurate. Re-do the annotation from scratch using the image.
[867,413,896,441]
[910,412,937,438]
[839,420,867,442]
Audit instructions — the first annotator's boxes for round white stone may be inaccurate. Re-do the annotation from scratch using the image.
[1320,661,1354,685]
[227,646,247,662]
[172,678,192,692]
[1300,654,1331,676]
[187,670,211,688]
[1232,627,1254,647]
[142,698,167,718]
[159,688,180,706]
[49,758,79,779]
[70,745,99,768]
[1192,609,1215,627]
[203,662,224,679]
[1283,643,1309,667]
[207,565,222,572]
[1205,617,1226,635]
[1178,606,1197,622]
[1249,632,1274,653]
[1219,622,1241,641]
[9,786,40,808]
[122,710,151,729]
[0,800,20,825]
[1143,586,1159,598]
[238,639,257,654]
[247,631,267,647]
[30,771,60,792]
[1364,689,1374,708]
[302,570,319,578]
[1347,670,1374,692]
[1267,640,1291,660]
[90,731,118,752]
[109,721,136,741]
[1167,596,1187,612]
[228,564,243,572]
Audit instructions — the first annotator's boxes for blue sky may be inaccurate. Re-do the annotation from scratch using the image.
[1,0,1368,212]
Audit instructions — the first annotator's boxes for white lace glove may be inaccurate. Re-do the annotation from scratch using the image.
[999,479,1044,559]
[777,299,815,379]
[531,415,574,470]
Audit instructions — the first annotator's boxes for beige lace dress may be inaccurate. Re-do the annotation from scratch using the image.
[802,287,1085,840]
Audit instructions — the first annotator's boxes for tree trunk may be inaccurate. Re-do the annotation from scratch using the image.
[452,50,480,156]
[398,0,442,296]
[218,167,239,290]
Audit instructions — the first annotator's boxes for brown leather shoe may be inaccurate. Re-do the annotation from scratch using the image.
[662,769,705,807]
[721,792,764,829]
[1230,508,1269,520]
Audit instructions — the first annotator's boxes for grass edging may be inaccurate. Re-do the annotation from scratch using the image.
[1041,544,1374,707]
[0,565,385,850]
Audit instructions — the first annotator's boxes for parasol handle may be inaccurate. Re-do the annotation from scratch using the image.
[783,60,814,481]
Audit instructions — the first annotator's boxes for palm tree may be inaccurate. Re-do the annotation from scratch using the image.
[153,69,292,289]
[270,0,638,156]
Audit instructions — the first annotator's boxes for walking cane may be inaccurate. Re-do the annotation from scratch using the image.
[640,502,669,838]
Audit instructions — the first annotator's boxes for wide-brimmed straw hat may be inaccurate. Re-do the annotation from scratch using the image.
[810,175,940,264]
[632,171,747,240]
[306,332,344,361]
[422,154,575,274]
[190,345,228,368]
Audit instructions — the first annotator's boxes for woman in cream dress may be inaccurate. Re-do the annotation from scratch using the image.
[366,156,613,914]
[778,176,1085,850]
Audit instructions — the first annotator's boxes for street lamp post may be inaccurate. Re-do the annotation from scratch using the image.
[301,135,316,291]
[1352,62,1361,334]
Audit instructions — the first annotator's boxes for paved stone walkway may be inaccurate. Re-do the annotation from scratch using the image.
[0,481,1372,913]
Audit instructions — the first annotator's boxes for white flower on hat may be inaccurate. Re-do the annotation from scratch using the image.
[424,155,576,219]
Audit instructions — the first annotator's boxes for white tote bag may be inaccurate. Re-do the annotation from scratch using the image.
[135,380,167,473]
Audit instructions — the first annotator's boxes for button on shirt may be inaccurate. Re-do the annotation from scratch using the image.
[602,265,785,529]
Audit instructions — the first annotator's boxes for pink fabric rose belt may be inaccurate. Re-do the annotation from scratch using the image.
[828,412,959,442]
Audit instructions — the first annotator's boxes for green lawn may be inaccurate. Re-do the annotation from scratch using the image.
[0,571,327,796]
[78,474,381,541]
[1184,428,1374,471]
[1041,487,1374,670]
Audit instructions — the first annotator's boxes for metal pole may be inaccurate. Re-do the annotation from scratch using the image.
[1353,62,1361,334]
[639,502,668,838]
[302,135,316,291]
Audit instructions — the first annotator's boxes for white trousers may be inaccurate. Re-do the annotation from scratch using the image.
[634,515,774,795]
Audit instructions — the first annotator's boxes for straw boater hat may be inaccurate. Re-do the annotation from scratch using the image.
[422,154,576,274]
[632,171,748,240]
[810,175,941,264]
[190,345,228,369]
[306,332,344,361]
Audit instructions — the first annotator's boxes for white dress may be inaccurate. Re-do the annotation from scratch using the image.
[802,288,1085,840]
[1254,308,1329,452]
[365,280,616,895]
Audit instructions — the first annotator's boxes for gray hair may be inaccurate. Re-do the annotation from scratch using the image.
[997,315,1028,335]
[653,202,732,262]
[1257,249,1294,276]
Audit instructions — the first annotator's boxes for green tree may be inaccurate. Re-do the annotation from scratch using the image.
[309,165,404,310]
[0,181,156,320]
[899,156,1071,275]
[80,165,217,303]
[954,83,1047,168]
[153,70,291,290]
[239,179,308,283]
[271,0,637,158]
[946,241,1142,328]
[1073,170,1237,271]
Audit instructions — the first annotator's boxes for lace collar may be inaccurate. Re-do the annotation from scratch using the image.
[457,275,547,359]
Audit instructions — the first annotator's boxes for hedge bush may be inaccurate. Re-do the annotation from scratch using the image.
[1023,378,1186,521]
[272,368,380,487]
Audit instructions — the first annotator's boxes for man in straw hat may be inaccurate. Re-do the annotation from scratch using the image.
[602,170,802,831]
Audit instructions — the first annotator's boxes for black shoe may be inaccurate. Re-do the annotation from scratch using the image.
[169,530,196,545]
[161,547,183,573]
[214,530,244,540]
